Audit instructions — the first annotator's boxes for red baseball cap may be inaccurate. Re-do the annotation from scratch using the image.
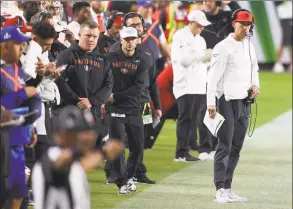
[113,15,123,26]
[3,16,33,33]
[234,11,254,24]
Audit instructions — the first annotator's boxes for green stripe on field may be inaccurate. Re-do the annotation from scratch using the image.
[250,1,277,62]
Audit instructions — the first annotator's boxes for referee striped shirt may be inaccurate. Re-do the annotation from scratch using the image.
[32,146,90,209]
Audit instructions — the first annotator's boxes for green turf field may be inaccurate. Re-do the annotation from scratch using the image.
[87,72,292,209]
[29,71,292,209]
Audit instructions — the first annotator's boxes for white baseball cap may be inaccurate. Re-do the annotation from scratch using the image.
[120,27,138,39]
[187,10,211,26]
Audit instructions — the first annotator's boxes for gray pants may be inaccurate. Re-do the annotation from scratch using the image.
[214,96,250,190]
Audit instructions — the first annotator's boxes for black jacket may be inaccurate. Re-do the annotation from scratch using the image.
[55,43,113,108]
[97,32,117,54]
[110,42,161,110]
[49,41,68,62]
[105,48,148,115]
[201,2,241,49]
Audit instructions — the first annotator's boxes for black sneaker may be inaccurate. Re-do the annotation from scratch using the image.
[174,153,200,162]
[185,153,200,162]
[106,176,116,184]
[134,176,156,184]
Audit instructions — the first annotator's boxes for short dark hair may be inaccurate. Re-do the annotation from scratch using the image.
[72,1,90,15]
[23,2,41,23]
[80,20,99,30]
[30,12,53,26]
[32,22,57,40]
[123,12,143,26]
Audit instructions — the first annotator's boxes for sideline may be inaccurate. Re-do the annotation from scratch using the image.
[113,111,292,209]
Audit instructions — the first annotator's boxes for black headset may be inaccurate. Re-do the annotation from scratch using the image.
[231,9,255,34]
[122,12,147,35]
[106,11,124,30]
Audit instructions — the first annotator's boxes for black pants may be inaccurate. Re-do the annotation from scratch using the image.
[35,136,51,161]
[214,96,250,190]
[135,123,150,178]
[109,114,144,187]
[176,94,210,157]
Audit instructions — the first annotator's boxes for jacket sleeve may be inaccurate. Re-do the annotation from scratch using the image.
[25,75,43,87]
[20,94,42,125]
[206,43,228,106]
[113,61,148,102]
[0,89,28,109]
[89,60,113,105]
[171,32,205,68]
[55,50,80,105]
[227,1,241,12]
[148,56,161,110]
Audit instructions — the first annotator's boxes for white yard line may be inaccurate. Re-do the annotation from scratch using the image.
[113,111,292,209]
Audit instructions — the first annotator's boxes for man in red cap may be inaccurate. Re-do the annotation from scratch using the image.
[207,9,260,204]
[97,10,123,54]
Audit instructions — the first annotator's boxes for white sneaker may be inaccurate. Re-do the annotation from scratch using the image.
[226,189,248,202]
[127,178,137,192]
[118,185,129,195]
[273,62,285,73]
[214,188,233,203]
[209,151,216,160]
[198,152,210,161]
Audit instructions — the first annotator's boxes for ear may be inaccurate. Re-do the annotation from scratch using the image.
[232,21,236,28]
[32,35,38,42]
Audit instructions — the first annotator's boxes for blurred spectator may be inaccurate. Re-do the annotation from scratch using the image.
[30,11,69,60]
[0,25,42,209]
[97,10,123,54]
[41,1,64,25]
[201,0,240,49]
[90,0,107,32]
[0,1,22,20]
[272,1,292,73]
[30,12,54,26]
[193,1,204,11]
[3,16,33,34]
[67,1,92,41]
[160,1,194,45]
[137,0,171,73]
[107,1,136,14]
[23,1,42,23]
[20,22,60,161]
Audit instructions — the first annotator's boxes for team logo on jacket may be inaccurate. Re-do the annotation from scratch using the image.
[120,68,128,74]
[84,65,89,71]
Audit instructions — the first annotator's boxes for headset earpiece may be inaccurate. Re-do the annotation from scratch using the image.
[106,11,124,30]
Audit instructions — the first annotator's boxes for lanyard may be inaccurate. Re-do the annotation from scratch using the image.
[0,63,23,92]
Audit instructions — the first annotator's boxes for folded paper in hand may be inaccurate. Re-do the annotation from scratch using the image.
[203,110,225,137]
[152,116,160,129]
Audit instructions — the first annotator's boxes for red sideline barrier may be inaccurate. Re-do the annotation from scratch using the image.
[156,64,176,115]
